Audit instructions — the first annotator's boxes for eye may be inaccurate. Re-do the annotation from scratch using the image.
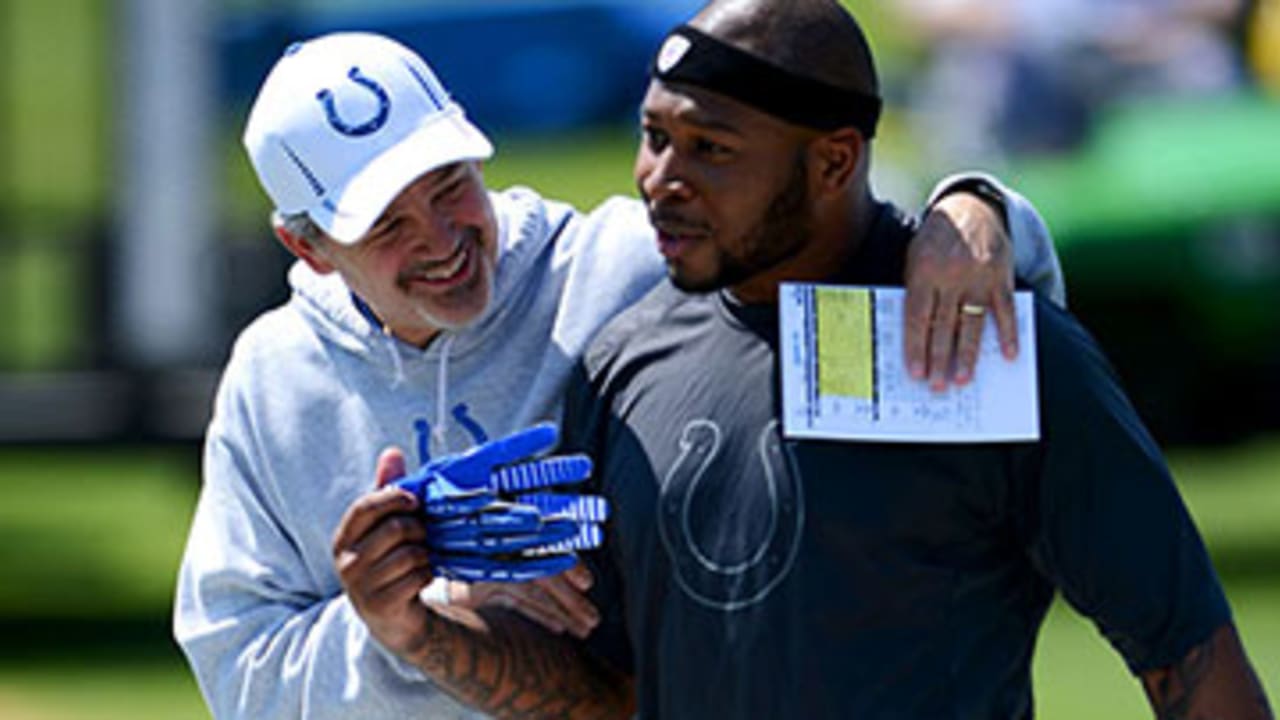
[643,125,670,153]
[370,218,402,244]
[694,137,733,160]
[444,178,465,197]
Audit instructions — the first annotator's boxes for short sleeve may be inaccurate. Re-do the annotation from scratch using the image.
[1019,299,1231,673]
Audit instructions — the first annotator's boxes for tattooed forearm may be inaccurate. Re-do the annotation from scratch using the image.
[405,603,632,720]
[1141,624,1274,720]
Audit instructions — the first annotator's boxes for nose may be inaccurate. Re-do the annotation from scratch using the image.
[637,146,692,204]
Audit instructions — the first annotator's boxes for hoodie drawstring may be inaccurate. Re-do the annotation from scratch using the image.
[433,333,456,453]
[385,327,406,387]
[351,292,408,387]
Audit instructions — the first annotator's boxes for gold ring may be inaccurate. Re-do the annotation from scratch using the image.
[960,303,986,316]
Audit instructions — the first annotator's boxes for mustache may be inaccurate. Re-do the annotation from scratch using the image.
[647,208,711,236]
[399,229,475,277]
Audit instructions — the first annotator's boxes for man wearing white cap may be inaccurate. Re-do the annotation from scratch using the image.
[173,32,1064,718]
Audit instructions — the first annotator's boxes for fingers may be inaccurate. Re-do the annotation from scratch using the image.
[486,585,568,634]
[333,486,419,555]
[432,552,578,583]
[332,488,436,655]
[991,287,1019,360]
[361,542,434,602]
[491,454,594,493]
[448,423,559,477]
[531,570,601,638]
[953,284,1018,385]
[905,284,1002,391]
[902,283,937,381]
[927,290,961,392]
[936,289,1019,386]
[904,204,956,383]
[426,514,578,554]
[346,547,435,658]
[952,309,986,386]
[334,501,428,583]
[472,566,601,638]
[486,422,559,461]
[563,561,594,592]
[443,578,472,606]
[515,492,610,523]
[375,446,408,489]
[908,190,1022,388]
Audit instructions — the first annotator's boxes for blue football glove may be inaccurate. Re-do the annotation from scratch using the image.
[393,423,609,582]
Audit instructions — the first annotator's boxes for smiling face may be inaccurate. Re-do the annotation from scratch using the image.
[635,79,818,301]
[298,161,499,346]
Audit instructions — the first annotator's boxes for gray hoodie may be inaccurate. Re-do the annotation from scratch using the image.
[173,179,1062,719]
[175,187,663,719]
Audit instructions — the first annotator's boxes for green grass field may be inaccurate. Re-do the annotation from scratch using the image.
[0,438,1275,719]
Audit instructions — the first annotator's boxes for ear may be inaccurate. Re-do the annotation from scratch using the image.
[808,128,864,197]
[274,223,336,274]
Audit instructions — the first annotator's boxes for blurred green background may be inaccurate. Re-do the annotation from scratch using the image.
[1,0,1278,718]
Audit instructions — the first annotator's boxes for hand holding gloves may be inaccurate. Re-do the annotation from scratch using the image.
[394,423,607,582]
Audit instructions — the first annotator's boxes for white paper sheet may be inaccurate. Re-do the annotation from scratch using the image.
[779,284,1039,442]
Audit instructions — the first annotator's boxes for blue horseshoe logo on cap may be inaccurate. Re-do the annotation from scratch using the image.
[316,66,390,137]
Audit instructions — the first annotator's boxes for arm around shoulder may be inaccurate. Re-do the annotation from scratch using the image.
[903,170,1067,389]
[927,171,1067,306]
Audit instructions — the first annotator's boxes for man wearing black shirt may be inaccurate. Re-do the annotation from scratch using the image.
[562,0,1274,717]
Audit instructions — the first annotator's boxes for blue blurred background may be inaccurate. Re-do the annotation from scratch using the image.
[0,0,1277,717]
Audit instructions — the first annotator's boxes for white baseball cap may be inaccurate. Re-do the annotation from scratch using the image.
[243,32,494,245]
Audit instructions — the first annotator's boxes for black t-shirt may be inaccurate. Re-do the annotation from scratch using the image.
[562,202,1230,719]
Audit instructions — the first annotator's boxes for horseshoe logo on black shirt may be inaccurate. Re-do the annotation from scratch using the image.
[658,419,805,611]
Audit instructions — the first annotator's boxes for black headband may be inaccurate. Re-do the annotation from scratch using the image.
[649,25,881,137]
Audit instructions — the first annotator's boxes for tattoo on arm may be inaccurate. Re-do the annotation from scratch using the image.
[1142,624,1274,720]
[405,604,631,720]
[1146,636,1215,720]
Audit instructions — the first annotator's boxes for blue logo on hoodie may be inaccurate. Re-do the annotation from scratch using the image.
[414,403,489,464]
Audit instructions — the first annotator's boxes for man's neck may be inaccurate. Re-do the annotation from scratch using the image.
[729,194,877,305]
[350,292,441,348]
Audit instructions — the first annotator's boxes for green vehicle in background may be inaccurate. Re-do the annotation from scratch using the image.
[1007,92,1280,444]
